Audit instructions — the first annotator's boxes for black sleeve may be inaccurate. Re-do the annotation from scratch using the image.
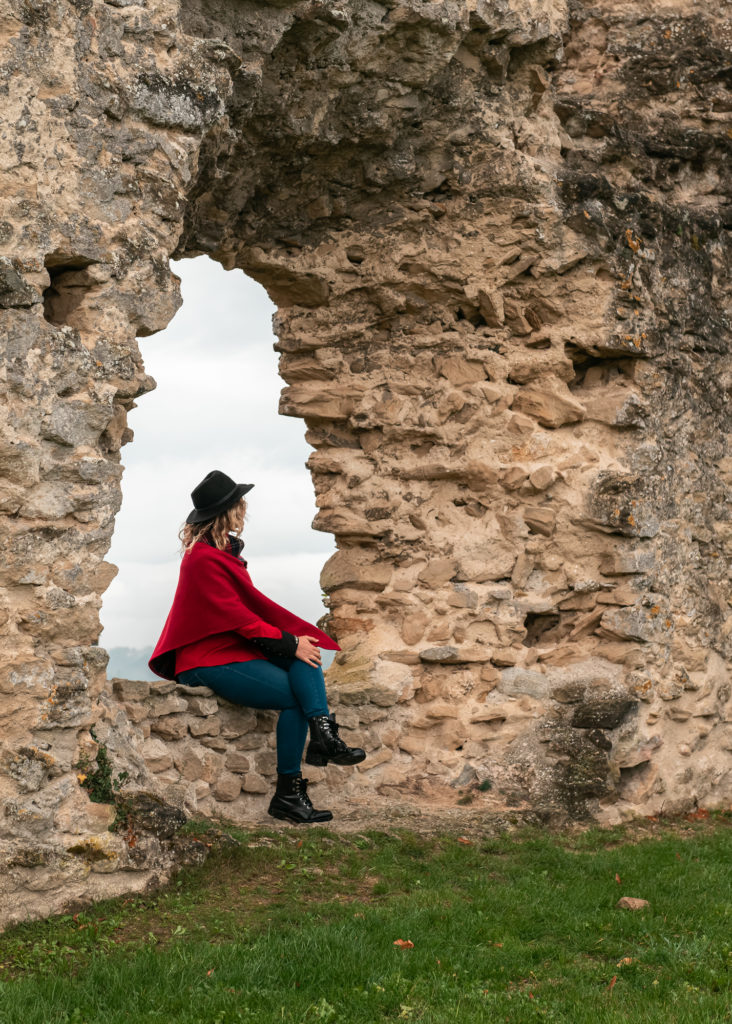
[248,630,298,660]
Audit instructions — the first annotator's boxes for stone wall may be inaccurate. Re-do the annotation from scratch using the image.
[110,679,357,818]
[0,0,730,930]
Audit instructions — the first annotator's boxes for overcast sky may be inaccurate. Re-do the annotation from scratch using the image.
[100,257,335,652]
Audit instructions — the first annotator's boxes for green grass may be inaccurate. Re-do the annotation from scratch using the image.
[1,814,731,1023]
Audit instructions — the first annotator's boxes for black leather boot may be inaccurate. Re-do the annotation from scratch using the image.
[305,713,366,767]
[267,772,333,824]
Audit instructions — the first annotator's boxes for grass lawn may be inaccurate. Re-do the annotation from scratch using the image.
[0,813,730,1023]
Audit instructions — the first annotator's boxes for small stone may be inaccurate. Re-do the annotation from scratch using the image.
[600,606,670,643]
[490,649,517,667]
[255,751,277,775]
[147,694,188,717]
[124,793,186,840]
[522,506,556,536]
[552,682,586,704]
[656,677,684,701]
[320,548,392,592]
[571,695,637,730]
[528,466,556,491]
[470,708,508,723]
[150,681,176,696]
[212,771,242,802]
[417,559,459,588]
[173,745,206,782]
[600,550,656,576]
[188,716,221,737]
[186,696,219,717]
[400,611,429,645]
[425,701,459,719]
[191,781,210,801]
[199,735,228,752]
[241,772,269,794]
[112,679,150,701]
[419,646,459,663]
[141,737,173,773]
[398,734,427,755]
[500,667,549,699]
[200,751,225,784]
[151,715,189,741]
[434,355,486,386]
[616,897,650,911]
[512,383,585,428]
[224,751,251,774]
[356,748,393,770]
[615,736,662,769]
[176,684,215,697]
[121,702,149,723]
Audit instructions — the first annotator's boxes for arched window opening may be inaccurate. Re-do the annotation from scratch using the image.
[100,257,336,681]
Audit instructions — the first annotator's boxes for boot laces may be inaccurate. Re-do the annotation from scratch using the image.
[294,776,314,808]
[322,716,347,751]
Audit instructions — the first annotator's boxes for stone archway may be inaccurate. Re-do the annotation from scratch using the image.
[0,0,729,929]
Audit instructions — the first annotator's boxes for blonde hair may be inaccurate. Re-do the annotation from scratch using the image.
[179,500,246,553]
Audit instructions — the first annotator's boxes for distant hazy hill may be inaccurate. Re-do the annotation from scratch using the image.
[106,646,335,682]
[106,647,158,682]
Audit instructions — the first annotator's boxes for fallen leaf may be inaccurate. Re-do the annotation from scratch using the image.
[608,975,618,994]
[457,836,472,845]
[393,939,414,949]
[207,969,215,976]
[685,807,709,821]
[617,957,633,967]
[616,896,650,911]
[615,873,621,885]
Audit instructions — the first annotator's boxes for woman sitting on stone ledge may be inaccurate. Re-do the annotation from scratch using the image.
[149,470,365,824]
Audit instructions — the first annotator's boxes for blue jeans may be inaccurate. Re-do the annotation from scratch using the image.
[178,657,329,775]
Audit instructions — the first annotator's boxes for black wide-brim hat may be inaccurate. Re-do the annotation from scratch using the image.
[186,470,254,525]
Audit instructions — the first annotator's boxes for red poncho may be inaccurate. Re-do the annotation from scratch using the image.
[149,541,339,680]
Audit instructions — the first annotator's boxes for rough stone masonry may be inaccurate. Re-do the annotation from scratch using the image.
[0,0,730,929]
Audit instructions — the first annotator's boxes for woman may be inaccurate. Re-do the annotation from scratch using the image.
[149,470,365,824]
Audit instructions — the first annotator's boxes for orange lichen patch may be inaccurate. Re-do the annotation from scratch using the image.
[625,228,641,252]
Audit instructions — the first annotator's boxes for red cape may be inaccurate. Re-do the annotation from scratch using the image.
[149,541,339,680]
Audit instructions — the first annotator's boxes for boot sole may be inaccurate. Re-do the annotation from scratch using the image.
[268,809,333,824]
[305,751,366,767]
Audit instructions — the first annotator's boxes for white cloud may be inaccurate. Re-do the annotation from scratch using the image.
[100,258,335,652]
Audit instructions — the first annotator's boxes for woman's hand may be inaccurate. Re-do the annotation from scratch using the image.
[295,636,322,667]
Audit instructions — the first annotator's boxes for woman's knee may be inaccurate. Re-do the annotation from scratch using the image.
[288,660,326,687]
[191,661,298,710]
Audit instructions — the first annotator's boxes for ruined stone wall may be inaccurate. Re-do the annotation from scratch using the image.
[0,0,730,929]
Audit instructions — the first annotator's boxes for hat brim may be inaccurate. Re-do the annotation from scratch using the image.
[186,483,254,525]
